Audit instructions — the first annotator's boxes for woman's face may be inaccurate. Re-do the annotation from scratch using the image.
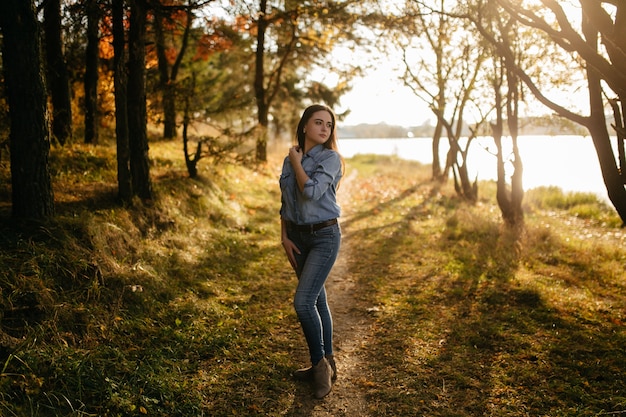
[304,110,333,150]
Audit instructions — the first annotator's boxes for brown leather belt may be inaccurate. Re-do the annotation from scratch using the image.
[289,218,337,233]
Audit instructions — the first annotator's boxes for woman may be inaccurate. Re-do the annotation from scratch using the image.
[279,104,344,399]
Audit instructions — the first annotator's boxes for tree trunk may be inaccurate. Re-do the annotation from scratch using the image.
[162,83,177,139]
[506,69,524,226]
[254,0,269,162]
[0,0,55,219]
[431,120,443,180]
[154,12,177,140]
[84,0,100,144]
[587,82,626,220]
[582,6,626,224]
[128,0,153,201]
[608,99,626,185]
[113,0,132,202]
[438,113,477,202]
[154,4,193,140]
[456,158,478,203]
[43,0,72,146]
[492,56,524,227]
[182,72,199,178]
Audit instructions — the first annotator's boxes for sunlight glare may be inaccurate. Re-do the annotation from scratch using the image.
[337,70,432,127]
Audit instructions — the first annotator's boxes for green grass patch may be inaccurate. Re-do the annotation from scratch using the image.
[525,186,621,226]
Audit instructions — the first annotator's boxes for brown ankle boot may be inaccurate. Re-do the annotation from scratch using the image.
[326,354,337,382]
[293,354,337,382]
[293,365,313,381]
[312,357,332,399]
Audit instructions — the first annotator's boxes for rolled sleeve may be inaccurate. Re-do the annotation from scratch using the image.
[302,152,341,200]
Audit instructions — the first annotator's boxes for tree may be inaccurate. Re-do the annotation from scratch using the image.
[253,0,270,162]
[467,1,526,226]
[472,0,626,225]
[153,0,195,140]
[395,1,448,180]
[0,0,55,219]
[84,0,101,144]
[43,0,73,146]
[112,0,133,201]
[398,0,487,201]
[244,0,365,161]
[490,54,525,226]
[128,0,153,201]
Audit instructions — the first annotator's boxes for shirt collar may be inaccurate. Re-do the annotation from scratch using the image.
[305,144,324,157]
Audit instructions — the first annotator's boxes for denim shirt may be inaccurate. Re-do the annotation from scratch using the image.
[279,144,342,225]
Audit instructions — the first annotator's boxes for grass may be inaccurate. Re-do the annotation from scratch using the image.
[0,142,624,416]
[525,186,622,227]
[1,139,300,416]
[344,155,625,416]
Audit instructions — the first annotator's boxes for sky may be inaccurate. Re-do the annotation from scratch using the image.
[327,1,594,129]
[336,70,432,127]
[322,43,433,128]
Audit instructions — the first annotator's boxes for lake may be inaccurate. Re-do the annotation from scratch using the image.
[339,135,612,202]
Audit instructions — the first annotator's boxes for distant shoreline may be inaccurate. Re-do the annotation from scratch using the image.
[338,116,591,139]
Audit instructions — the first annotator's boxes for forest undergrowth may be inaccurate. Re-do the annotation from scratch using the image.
[0,139,625,416]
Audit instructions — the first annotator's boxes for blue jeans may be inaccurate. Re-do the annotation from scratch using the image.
[289,222,341,365]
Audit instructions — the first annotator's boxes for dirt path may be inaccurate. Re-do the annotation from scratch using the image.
[289,170,375,416]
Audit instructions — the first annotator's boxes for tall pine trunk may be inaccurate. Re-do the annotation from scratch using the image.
[154,9,177,139]
[254,0,269,162]
[0,0,55,219]
[128,0,153,201]
[154,6,193,140]
[84,0,100,144]
[113,0,132,202]
[43,0,72,146]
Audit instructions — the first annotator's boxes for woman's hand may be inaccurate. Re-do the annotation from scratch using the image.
[288,146,303,166]
[282,237,301,270]
[288,146,309,193]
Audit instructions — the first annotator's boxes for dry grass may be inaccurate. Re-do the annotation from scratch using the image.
[344,154,626,417]
[0,141,624,416]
